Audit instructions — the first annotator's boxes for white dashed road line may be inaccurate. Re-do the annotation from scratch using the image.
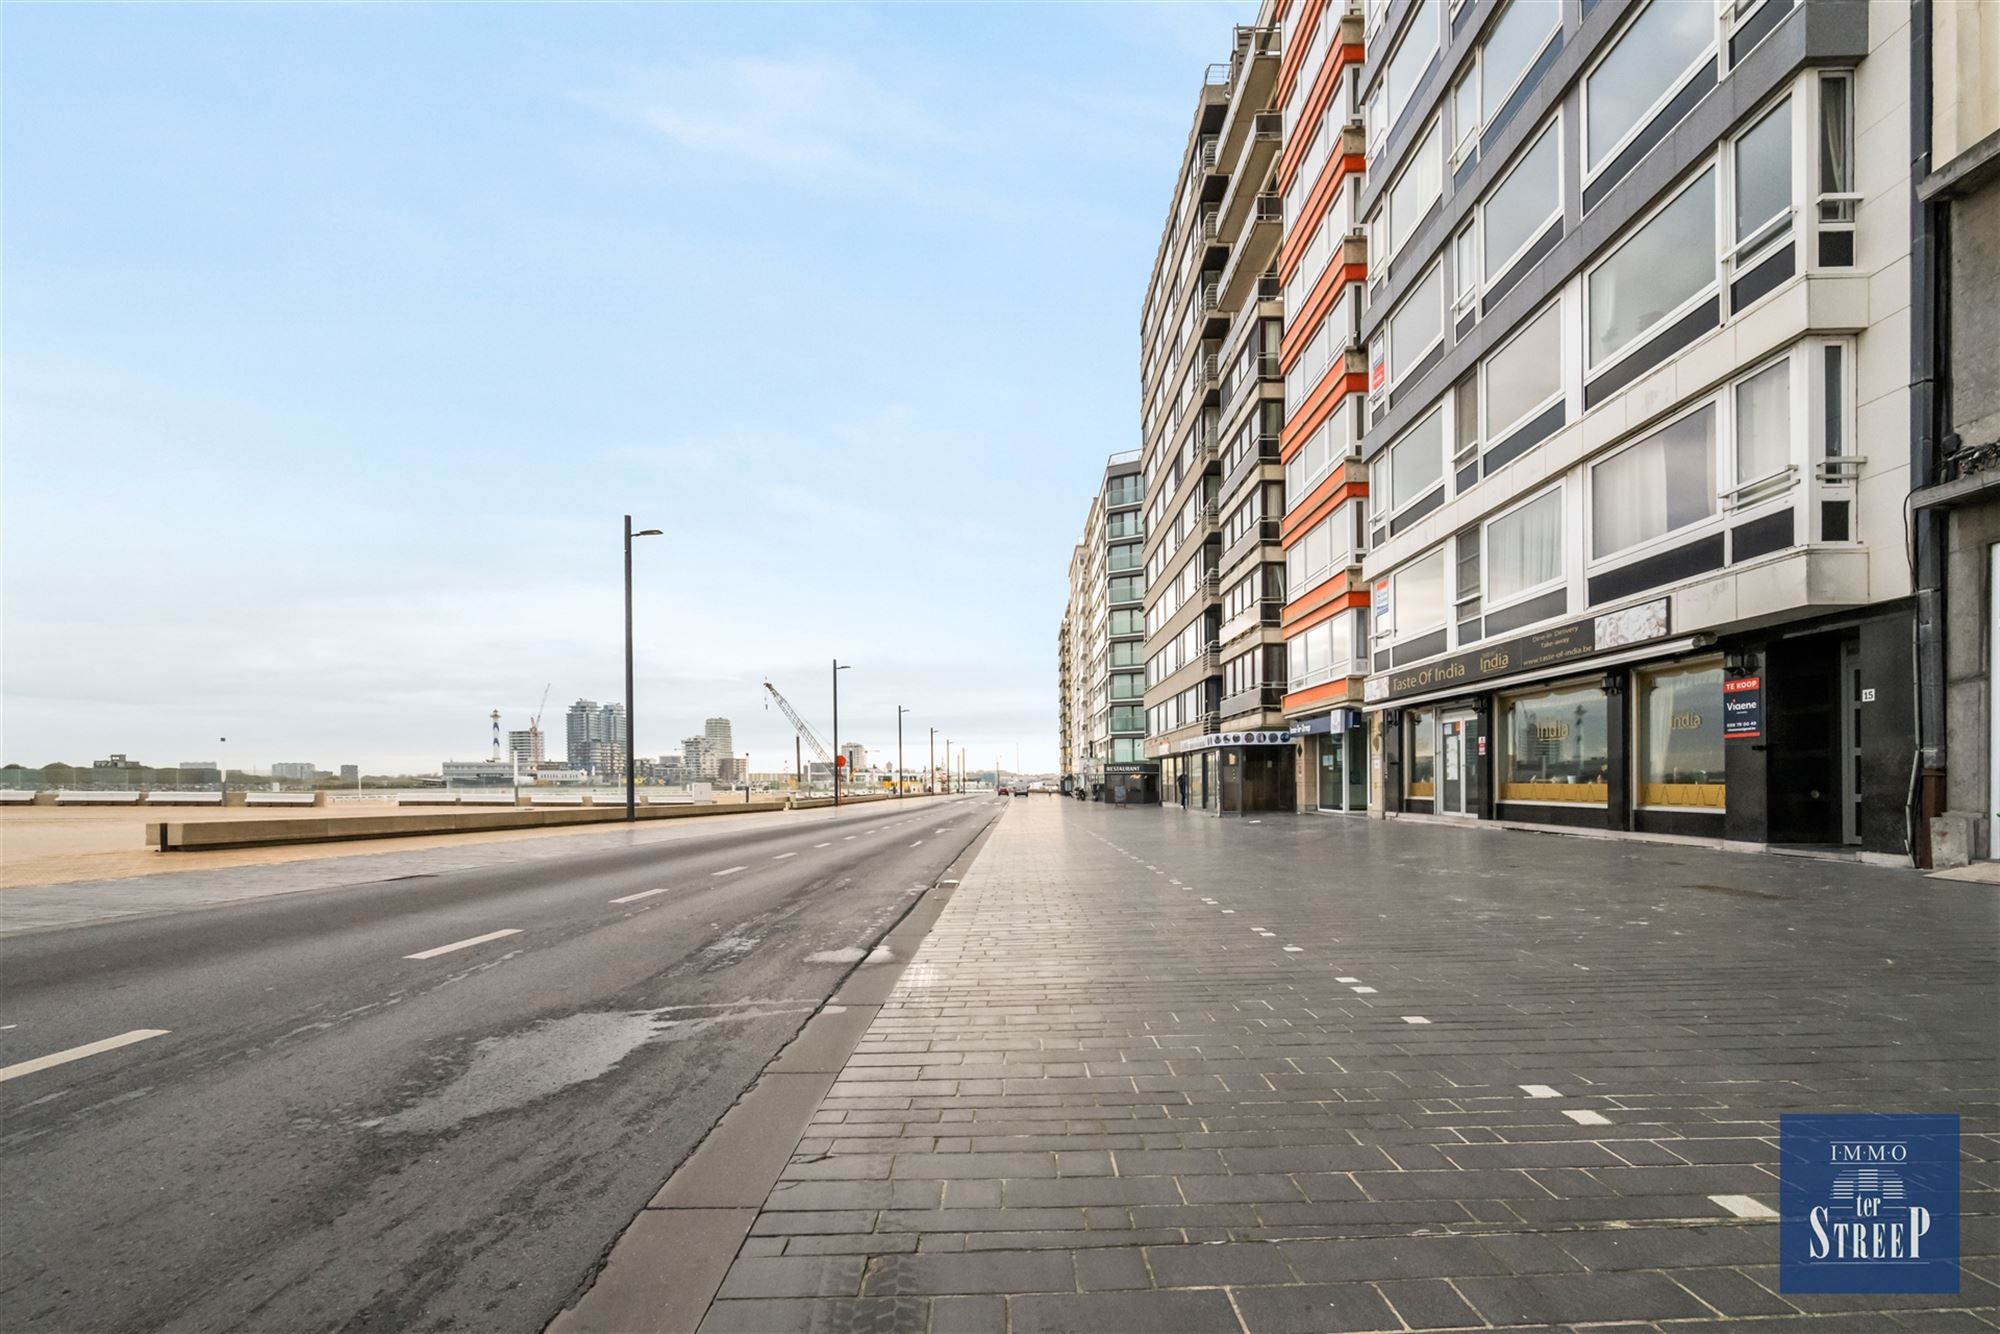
[1520,1084,1562,1098]
[772,852,797,860]
[609,887,675,904]
[712,866,748,877]
[910,841,924,847]
[0,1029,171,1084]
[1563,1109,1613,1126]
[404,929,522,961]
[1402,1016,1431,1024]
[815,842,832,848]
[1711,1194,1778,1219]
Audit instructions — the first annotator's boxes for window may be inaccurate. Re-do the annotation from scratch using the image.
[1637,661,1725,808]
[1105,475,1142,506]
[1485,487,1564,604]
[1285,503,1360,595]
[1111,738,1146,763]
[1110,673,1144,700]
[1381,405,1446,514]
[1110,641,1143,668]
[1733,98,1792,249]
[1816,342,1849,458]
[1379,0,1443,137]
[1285,396,1358,499]
[1391,548,1447,637]
[1483,302,1562,444]
[1286,608,1363,689]
[1816,73,1855,224]
[1586,167,1717,371]
[1384,262,1446,389]
[1111,608,1143,635]
[1107,510,1143,539]
[1584,0,1715,174]
[1109,574,1145,603]
[1733,357,1790,485]
[1450,71,1478,165]
[1108,541,1142,571]
[1497,682,1609,803]
[1110,704,1145,733]
[1480,119,1560,286]
[1451,371,1480,473]
[1384,120,1444,261]
[1479,0,1562,126]
[1590,403,1716,559]
[1406,710,1436,797]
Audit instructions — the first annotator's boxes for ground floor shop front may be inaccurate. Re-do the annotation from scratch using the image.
[1289,710,1369,814]
[1160,731,1296,815]
[1364,603,1918,861]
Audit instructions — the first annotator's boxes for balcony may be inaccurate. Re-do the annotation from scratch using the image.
[1219,597,1284,645]
[1217,186,1284,310]
[1220,682,1287,721]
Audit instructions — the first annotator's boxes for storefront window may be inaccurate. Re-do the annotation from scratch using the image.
[1407,710,1436,798]
[1498,682,1609,803]
[1637,660,1725,808]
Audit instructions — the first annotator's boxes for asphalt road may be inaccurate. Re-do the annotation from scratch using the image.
[0,794,1005,1334]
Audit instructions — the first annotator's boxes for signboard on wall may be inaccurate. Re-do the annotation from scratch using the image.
[1723,675,1762,740]
[1361,598,1671,704]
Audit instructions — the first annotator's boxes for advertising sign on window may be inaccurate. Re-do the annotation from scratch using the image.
[1723,675,1762,740]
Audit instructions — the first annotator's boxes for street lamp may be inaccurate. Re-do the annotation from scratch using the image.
[625,515,663,822]
[928,728,938,796]
[896,706,909,800]
[832,659,851,807]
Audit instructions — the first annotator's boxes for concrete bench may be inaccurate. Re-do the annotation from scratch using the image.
[395,794,459,805]
[0,789,39,804]
[642,794,697,805]
[245,792,319,806]
[57,790,145,805]
[456,792,518,805]
[144,791,225,805]
[526,791,589,805]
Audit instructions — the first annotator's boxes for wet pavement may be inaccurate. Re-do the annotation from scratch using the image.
[695,798,2000,1332]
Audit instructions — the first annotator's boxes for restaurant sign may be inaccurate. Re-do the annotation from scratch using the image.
[1364,599,1670,704]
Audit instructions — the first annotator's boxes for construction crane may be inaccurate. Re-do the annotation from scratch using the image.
[530,684,550,738]
[763,679,832,764]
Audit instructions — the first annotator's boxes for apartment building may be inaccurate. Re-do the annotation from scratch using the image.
[1911,0,2000,865]
[1140,13,1294,815]
[1351,0,1918,860]
[1059,453,1155,802]
[1278,0,1373,814]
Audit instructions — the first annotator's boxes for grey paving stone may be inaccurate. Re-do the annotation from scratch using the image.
[698,1296,929,1334]
[1145,1242,1293,1287]
[1229,1281,1402,1333]
[1373,1277,1484,1329]
[1073,1247,1152,1292]
[1009,1288,1243,1334]
[715,1256,866,1300]
[928,1295,1006,1334]
[861,1250,1073,1296]
[1455,1270,1712,1324]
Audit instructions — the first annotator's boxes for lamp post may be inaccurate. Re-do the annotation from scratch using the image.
[832,659,850,807]
[928,728,938,795]
[896,706,909,799]
[624,515,662,822]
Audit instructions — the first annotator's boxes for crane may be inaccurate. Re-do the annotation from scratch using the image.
[763,679,832,764]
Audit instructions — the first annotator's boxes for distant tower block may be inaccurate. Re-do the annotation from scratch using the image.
[491,709,502,762]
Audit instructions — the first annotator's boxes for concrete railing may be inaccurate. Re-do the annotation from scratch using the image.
[147,792,925,852]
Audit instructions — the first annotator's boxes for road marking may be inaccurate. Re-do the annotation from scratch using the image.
[1282,945,1304,952]
[405,929,522,960]
[934,828,947,834]
[0,1029,170,1084]
[1563,1109,1613,1126]
[1711,1194,1778,1219]
[1520,1084,1562,1098]
[609,887,675,904]
[1350,985,1377,994]
[814,842,832,848]
[1336,976,1361,983]
[772,852,797,860]
[844,835,856,840]
[1402,1016,1431,1024]
[713,866,748,877]
[910,840,924,847]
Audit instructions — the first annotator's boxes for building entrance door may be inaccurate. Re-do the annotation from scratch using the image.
[1318,735,1345,810]
[1841,641,1863,847]
[1439,712,1474,816]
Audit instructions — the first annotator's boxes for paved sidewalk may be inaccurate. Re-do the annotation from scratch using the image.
[696,800,2000,1333]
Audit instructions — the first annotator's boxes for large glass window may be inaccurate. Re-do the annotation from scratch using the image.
[1385,121,1444,261]
[1480,0,1562,125]
[1734,358,1791,485]
[1110,673,1144,700]
[1388,263,1446,380]
[1481,119,1560,284]
[1591,404,1717,559]
[1392,549,1446,637]
[1637,661,1725,808]
[1734,98,1792,246]
[1586,167,1717,370]
[1385,406,1446,512]
[1406,709,1436,797]
[1110,608,1144,635]
[1485,487,1563,604]
[1584,0,1716,172]
[1497,682,1609,803]
[1382,0,1442,134]
[1484,303,1562,445]
[1109,574,1145,603]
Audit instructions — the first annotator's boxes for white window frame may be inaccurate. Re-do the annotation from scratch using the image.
[1376,402,1448,522]
[1585,398,1721,570]
[1381,118,1444,266]
[1469,0,1563,142]
[1387,547,1449,643]
[1719,347,1804,511]
[1480,298,1565,453]
[1580,0,1722,186]
[1481,481,1567,614]
[1476,111,1563,295]
[1378,260,1447,400]
[1812,69,1860,253]
[1721,92,1797,293]
[1583,163,1720,377]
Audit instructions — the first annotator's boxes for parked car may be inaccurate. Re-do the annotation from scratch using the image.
[996,785,1011,796]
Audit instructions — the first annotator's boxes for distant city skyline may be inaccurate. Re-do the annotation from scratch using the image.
[0,2,1251,776]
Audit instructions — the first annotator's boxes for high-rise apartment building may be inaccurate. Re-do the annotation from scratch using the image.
[1278,0,1371,815]
[704,717,733,760]
[1139,14,1289,813]
[507,728,543,769]
[1348,0,1917,857]
[681,734,715,780]
[565,699,627,776]
[1060,453,1154,802]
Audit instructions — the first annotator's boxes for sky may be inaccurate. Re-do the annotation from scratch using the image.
[2,1,1251,777]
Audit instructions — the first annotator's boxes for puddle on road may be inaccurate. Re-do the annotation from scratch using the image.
[370,1001,813,1136]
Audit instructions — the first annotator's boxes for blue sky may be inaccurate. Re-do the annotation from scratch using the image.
[3,2,1249,776]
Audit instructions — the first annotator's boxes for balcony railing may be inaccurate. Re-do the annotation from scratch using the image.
[1220,683,1287,717]
[1199,206,1220,241]
[1199,135,1221,169]
[1254,194,1283,224]
[1252,111,1282,142]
